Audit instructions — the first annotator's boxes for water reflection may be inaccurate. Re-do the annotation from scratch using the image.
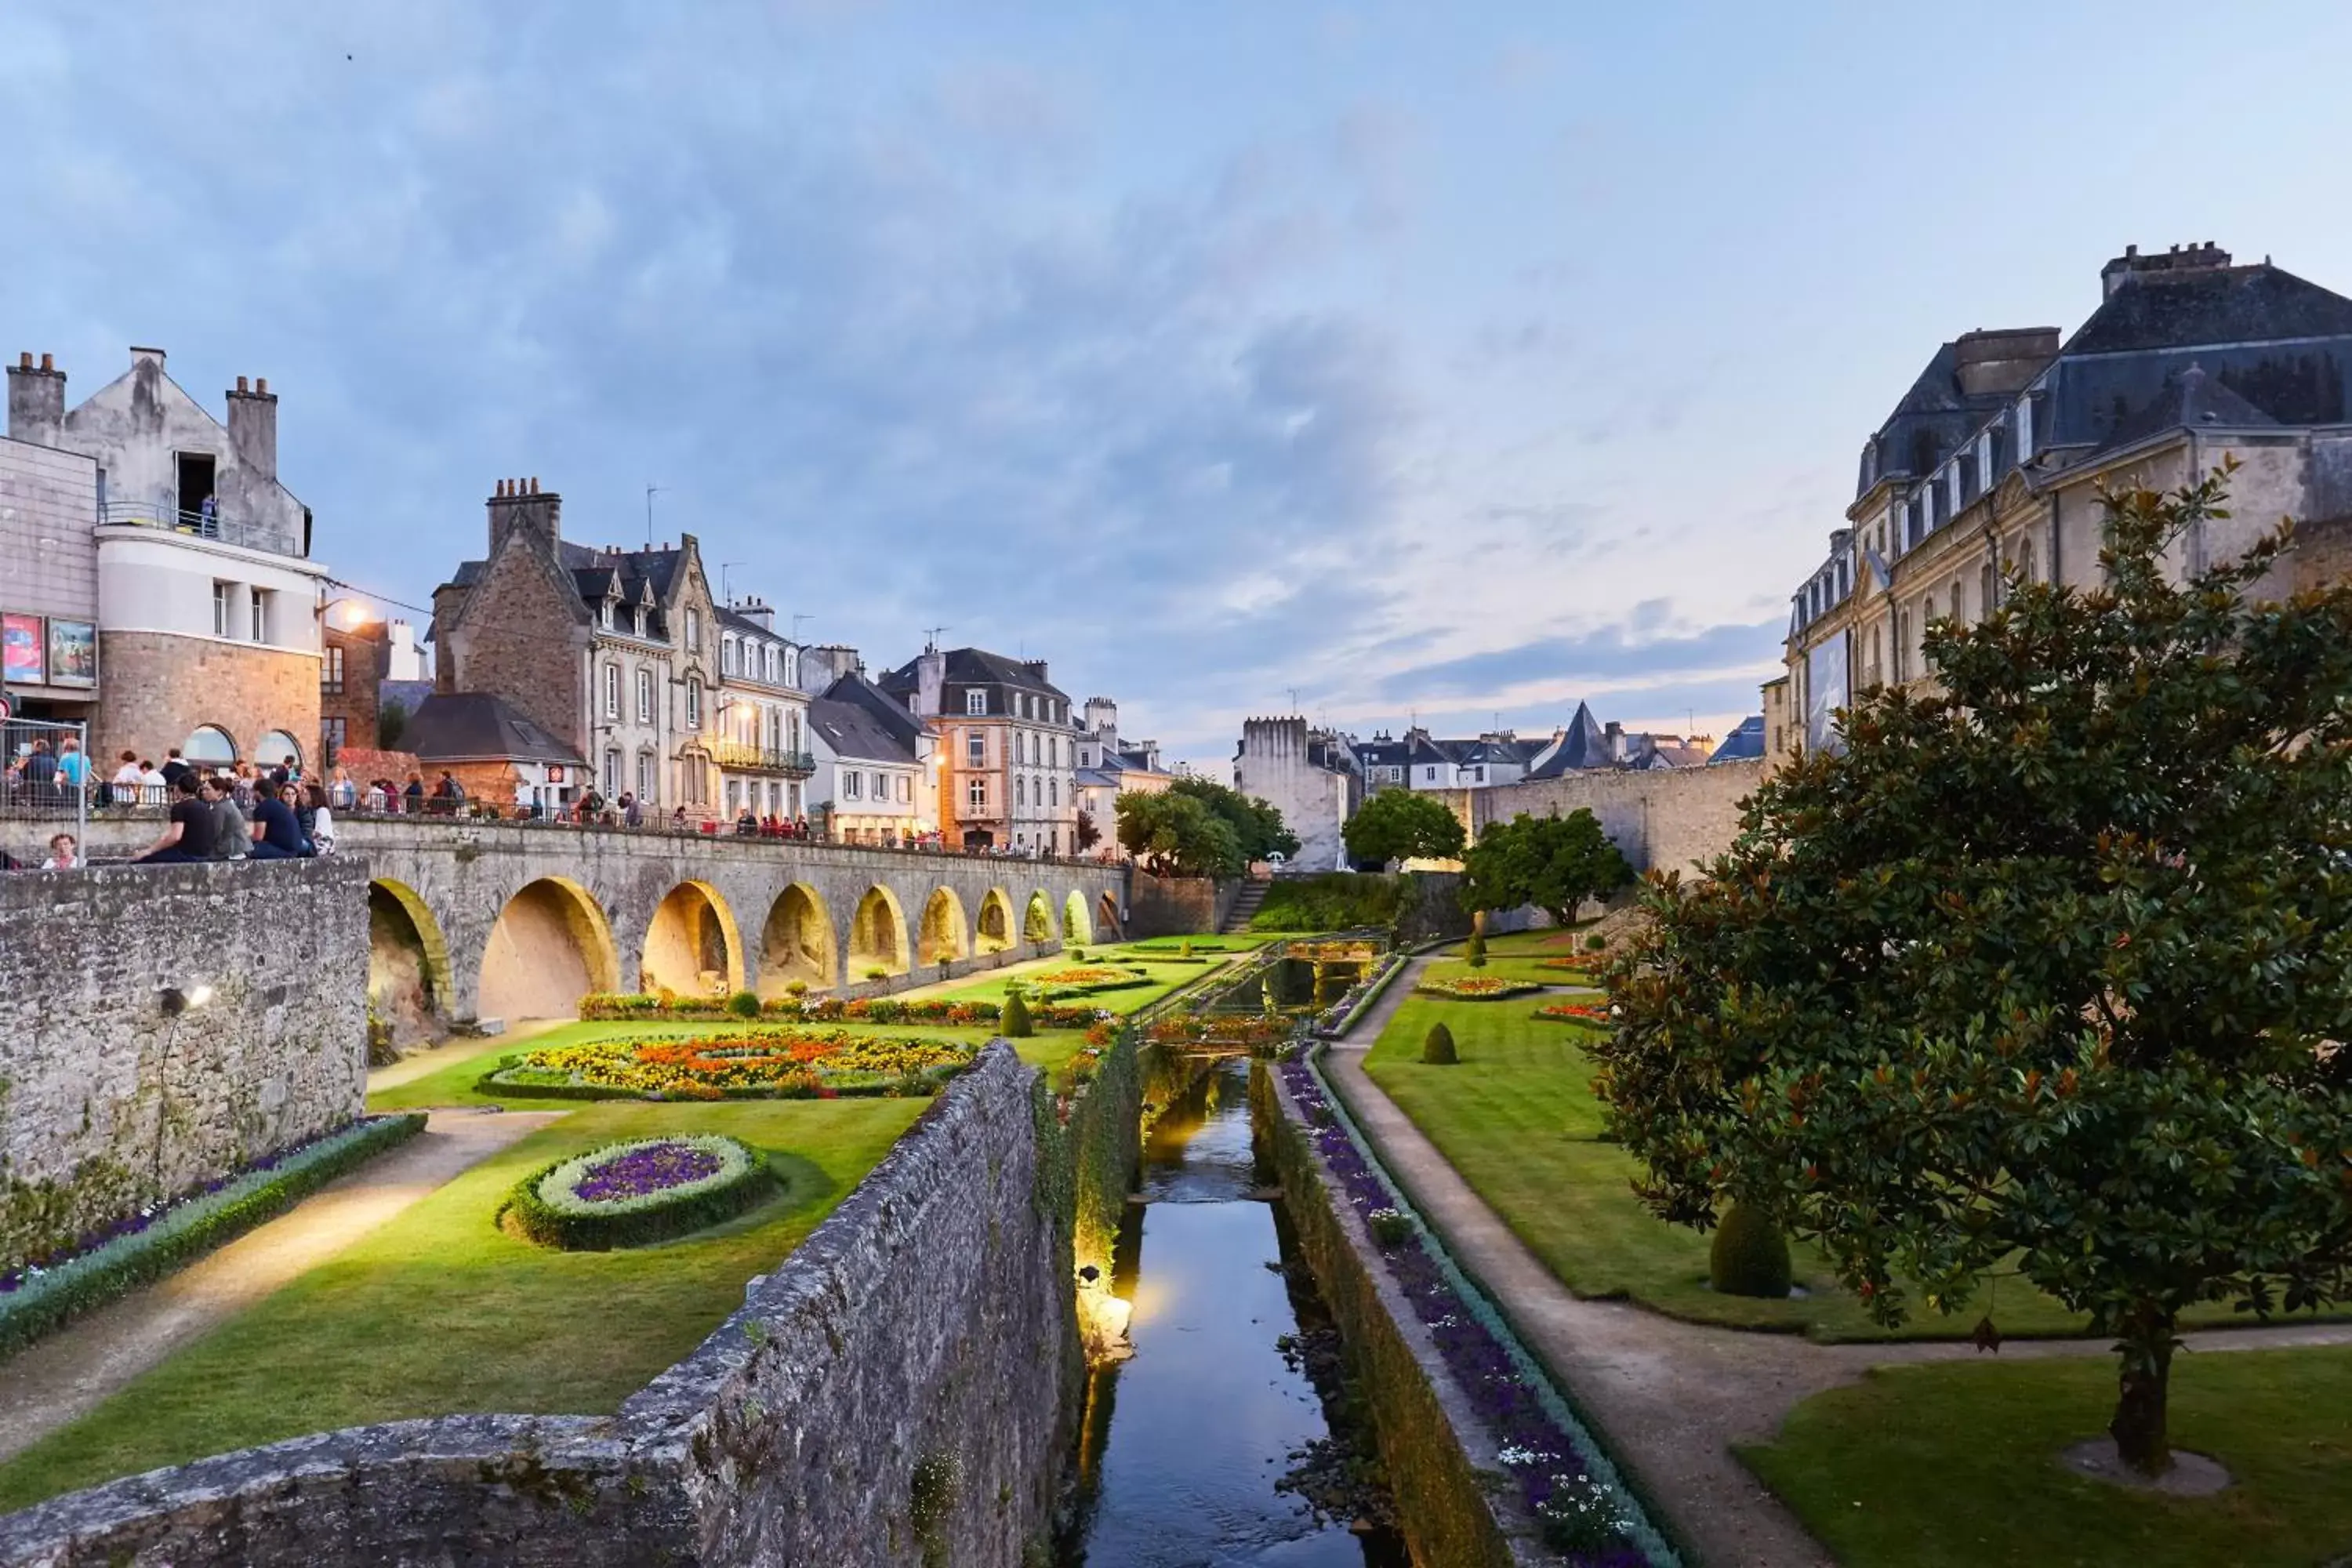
[1058,1061,1406,1568]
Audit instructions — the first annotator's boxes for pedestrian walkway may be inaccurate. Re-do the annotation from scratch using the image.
[1324,953,2352,1568]
[0,1108,561,1465]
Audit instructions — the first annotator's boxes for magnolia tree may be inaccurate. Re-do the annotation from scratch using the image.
[1460,808,1631,927]
[1343,786,1466,869]
[1592,469,2352,1475]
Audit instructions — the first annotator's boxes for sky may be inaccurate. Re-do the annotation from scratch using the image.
[8,2,2352,773]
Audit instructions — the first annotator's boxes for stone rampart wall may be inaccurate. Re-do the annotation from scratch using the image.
[1125,873,1238,937]
[0,859,368,1272]
[1446,759,1762,876]
[0,1046,1076,1567]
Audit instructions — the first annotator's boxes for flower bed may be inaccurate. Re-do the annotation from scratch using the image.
[482,1030,975,1100]
[1312,950,1407,1039]
[576,992,1102,1030]
[1534,1000,1611,1025]
[1142,1013,1294,1052]
[500,1134,776,1250]
[1413,976,1544,1001]
[0,1114,426,1359]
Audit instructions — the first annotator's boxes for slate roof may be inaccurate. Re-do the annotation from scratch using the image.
[2064,263,2352,357]
[820,672,926,750]
[403,691,584,765]
[878,647,1070,704]
[808,695,918,765]
[1708,716,1767,764]
[1526,702,1611,779]
[2097,364,2280,449]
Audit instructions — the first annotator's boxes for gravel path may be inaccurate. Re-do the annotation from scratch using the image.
[1324,953,2352,1568]
[0,1108,562,1465]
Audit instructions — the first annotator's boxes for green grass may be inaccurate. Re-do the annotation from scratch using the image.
[1425,927,1602,987]
[914,953,1238,1016]
[0,1098,922,1512]
[1741,1347,2352,1567]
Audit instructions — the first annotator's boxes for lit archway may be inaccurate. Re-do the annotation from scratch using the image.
[1022,890,1056,946]
[368,879,448,1047]
[1062,890,1094,946]
[758,883,836,996]
[918,887,969,967]
[479,876,620,1022]
[848,886,911,979]
[975,889,1015,955]
[642,880,744,998]
[1096,891,1123,943]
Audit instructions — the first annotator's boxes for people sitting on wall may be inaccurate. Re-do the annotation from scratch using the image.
[306,784,336,855]
[210,776,250,861]
[248,782,312,859]
[42,833,80,869]
[135,775,220,863]
[673,805,688,830]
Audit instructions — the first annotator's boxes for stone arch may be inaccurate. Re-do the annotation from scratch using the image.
[479,876,621,1022]
[368,879,448,1047]
[1022,889,1056,946]
[975,888,1015,955]
[917,886,969,968]
[848,885,911,979]
[758,883,836,997]
[641,880,745,999]
[1096,891,1123,942]
[1062,890,1094,946]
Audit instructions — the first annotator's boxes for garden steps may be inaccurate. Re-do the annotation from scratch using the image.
[1219,880,1269,934]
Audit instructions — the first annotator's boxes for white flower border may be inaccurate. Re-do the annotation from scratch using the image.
[535,1134,754,1218]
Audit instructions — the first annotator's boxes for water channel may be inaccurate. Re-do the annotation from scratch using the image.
[1057,1055,1408,1567]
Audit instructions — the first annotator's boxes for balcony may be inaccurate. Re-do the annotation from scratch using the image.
[709,739,816,777]
[100,500,301,558]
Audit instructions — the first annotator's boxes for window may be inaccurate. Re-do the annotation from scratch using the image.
[322,717,347,752]
[871,771,886,798]
[967,731,985,766]
[1051,737,1060,768]
[213,581,230,637]
[1014,731,1026,764]
[726,779,742,812]
[722,637,737,675]
[844,771,862,800]
[636,668,654,724]
[637,751,657,800]
[321,645,345,695]
[965,689,986,716]
[256,730,301,770]
[686,678,702,729]
[967,778,987,811]
[685,608,701,653]
[633,607,647,637]
[764,644,778,684]
[250,589,269,643]
[601,601,615,630]
[1425,766,1438,782]
[185,725,236,764]
[1081,747,1092,767]
[1015,775,1025,806]
[1048,779,1058,807]
[602,663,620,720]
[604,749,621,797]
[896,776,910,803]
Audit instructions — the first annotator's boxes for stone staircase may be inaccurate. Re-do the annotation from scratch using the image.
[1220,879,1269,934]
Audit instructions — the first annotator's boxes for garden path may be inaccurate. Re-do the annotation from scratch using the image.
[0,1108,561,1465]
[1326,953,2352,1568]
[368,1021,560,1090]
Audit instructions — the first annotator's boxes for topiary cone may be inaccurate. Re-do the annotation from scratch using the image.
[1422,1022,1458,1065]
[1710,1200,1793,1298]
[1000,988,1034,1039]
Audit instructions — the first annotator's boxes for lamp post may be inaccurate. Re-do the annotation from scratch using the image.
[152,984,213,1189]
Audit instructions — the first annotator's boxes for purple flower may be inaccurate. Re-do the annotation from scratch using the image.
[572,1141,723,1202]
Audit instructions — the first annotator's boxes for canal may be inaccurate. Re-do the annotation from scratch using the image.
[1058,1055,1407,1566]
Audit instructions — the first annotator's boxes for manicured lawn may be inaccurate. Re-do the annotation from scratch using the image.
[0,1098,923,1512]
[1741,1347,2352,1567]
[1425,927,1602,987]
[915,953,1237,1016]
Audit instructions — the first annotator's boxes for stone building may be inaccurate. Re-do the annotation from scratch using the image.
[1779,242,2352,752]
[429,480,724,814]
[713,597,814,822]
[1073,697,1174,857]
[808,675,927,844]
[4,346,326,770]
[1232,716,1359,871]
[880,644,1079,853]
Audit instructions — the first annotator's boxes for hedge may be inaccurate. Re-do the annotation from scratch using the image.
[0,1113,426,1360]
[499,1138,779,1250]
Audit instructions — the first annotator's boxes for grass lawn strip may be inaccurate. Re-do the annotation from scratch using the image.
[0,1096,921,1512]
[1741,1346,2352,1568]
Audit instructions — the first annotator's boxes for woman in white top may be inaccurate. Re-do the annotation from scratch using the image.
[307,782,336,855]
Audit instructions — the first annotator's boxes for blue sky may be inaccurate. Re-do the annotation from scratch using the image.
[9,2,2352,771]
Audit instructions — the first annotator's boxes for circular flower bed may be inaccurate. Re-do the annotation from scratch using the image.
[1414,976,1544,1001]
[481,1030,975,1101]
[502,1134,777,1250]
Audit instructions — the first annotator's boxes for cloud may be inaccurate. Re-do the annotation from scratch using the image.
[1381,615,1784,702]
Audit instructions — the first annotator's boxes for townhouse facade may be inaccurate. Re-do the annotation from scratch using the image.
[1073,696,1174,856]
[880,644,1079,853]
[808,671,929,843]
[713,598,815,822]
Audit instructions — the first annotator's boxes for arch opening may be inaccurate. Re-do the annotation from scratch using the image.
[1062,890,1095,947]
[917,887,970,968]
[758,883,837,997]
[1096,891,1123,944]
[848,885,911,980]
[368,879,448,1050]
[478,877,620,1022]
[642,880,744,999]
[975,889,1015,955]
[1022,890,1056,947]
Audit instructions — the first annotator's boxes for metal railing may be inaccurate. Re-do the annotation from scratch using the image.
[99,500,298,557]
[1,718,89,864]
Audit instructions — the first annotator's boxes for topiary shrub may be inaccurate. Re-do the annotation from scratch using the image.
[727,989,761,1019]
[1000,987,1035,1038]
[1422,1022,1458,1065]
[501,1135,777,1251]
[1584,933,1607,953]
[1709,1200,1793,1298]
[1464,931,1487,968]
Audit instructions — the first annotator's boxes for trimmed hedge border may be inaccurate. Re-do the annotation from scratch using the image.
[1412,978,1545,1002]
[0,1113,426,1361]
[500,1136,779,1250]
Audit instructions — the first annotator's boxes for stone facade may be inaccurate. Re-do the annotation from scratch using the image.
[0,859,369,1272]
[1126,874,1241,937]
[0,1047,1078,1568]
[93,628,321,778]
[319,617,387,764]
[1233,717,1358,872]
[1445,757,1762,877]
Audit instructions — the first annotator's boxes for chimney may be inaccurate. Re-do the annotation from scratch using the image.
[2101,241,2232,299]
[226,373,279,481]
[6,351,66,445]
[1603,720,1626,764]
[1022,659,1049,683]
[915,645,946,718]
[486,476,562,554]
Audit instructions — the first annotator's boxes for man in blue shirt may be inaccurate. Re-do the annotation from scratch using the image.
[247,783,313,859]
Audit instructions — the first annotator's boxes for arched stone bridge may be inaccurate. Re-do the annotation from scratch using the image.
[335,819,1131,1029]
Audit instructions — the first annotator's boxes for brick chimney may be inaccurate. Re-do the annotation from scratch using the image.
[486,476,561,553]
[2101,241,2233,299]
[225,373,278,481]
[1603,720,1626,764]
[915,645,946,718]
[6,352,65,445]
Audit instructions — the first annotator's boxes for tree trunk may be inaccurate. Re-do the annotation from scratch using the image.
[2109,1304,2177,1475]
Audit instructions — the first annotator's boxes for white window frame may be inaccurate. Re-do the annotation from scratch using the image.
[636,668,654,724]
[603,663,620,720]
[844,771,862,800]
[686,677,702,730]
[967,777,986,811]
[249,589,268,643]
[965,689,986,716]
[213,580,230,637]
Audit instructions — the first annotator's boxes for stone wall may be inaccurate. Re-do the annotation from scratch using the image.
[2294,511,2352,597]
[0,1046,1079,1567]
[93,630,321,786]
[1450,758,1762,877]
[0,859,369,1272]
[1126,873,1238,937]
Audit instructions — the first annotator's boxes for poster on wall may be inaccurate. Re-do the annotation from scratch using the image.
[46,619,96,687]
[1,614,44,687]
[1804,634,1849,755]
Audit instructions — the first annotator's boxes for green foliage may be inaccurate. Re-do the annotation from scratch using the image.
[1023,897,1053,943]
[726,989,761,1019]
[1367,1207,1414,1247]
[1250,872,1406,931]
[376,699,408,751]
[1709,1200,1793,1298]
[0,1116,425,1360]
[1000,988,1035,1038]
[1421,1022,1458,1065]
[1073,807,1102,852]
[1116,790,1244,877]
[1584,933,1607,953]
[1594,469,2352,1472]
[1463,931,1486,968]
[909,1451,960,1566]
[1170,775,1300,863]
[1343,787,1467,868]
[1460,809,1632,926]
[499,1139,778,1252]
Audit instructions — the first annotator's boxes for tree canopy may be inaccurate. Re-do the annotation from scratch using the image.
[1116,790,1243,877]
[1169,775,1299,865]
[1342,787,1466,868]
[1459,808,1631,926]
[1592,469,2352,1475]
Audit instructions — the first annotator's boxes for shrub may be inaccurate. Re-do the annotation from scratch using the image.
[1000,988,1035,1038]
[1584,933,1607,953]
[1463,931,1487,968]
[786,980,810,997]
[1708,1200,1793,1299]
[502,1134,777,1250]
[727,989,762,1019]
[1249,872,1406,932]
[863,967,888,981]
[1414,975,1541,1001]
[1422,1022,1458,1065]
[1367,1207,1414,1247]
[1180,938,1196,958]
